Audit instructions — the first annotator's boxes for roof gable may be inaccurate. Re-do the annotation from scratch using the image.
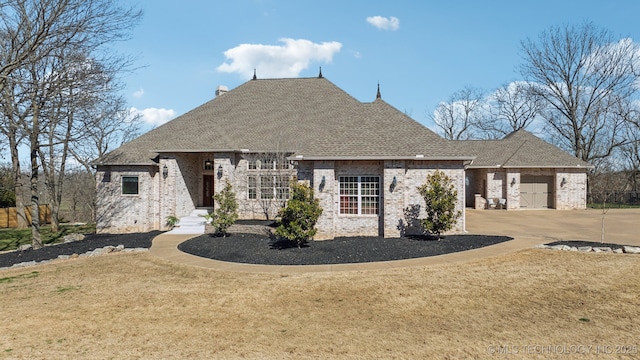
[457,129,592,169]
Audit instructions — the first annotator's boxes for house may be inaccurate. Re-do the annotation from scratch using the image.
[93,74,590,239]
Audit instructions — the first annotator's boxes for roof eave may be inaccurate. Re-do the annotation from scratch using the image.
[289,155,476,161]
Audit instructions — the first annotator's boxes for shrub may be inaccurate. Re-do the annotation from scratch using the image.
[417,170,461,238]
[275,182,323,247]
[210,181,238,237]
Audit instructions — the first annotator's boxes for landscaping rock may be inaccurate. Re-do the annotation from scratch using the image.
[593,247,612,253]
[578,246,593,252]
[64,233,85,243]
[623,246,640,254]
[613,248,624,254]
[17,244,32,252]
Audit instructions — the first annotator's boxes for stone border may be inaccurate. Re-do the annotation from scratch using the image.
[537,244,640,254]
[2,246,148,270]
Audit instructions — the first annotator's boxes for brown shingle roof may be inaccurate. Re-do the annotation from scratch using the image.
[456,129,592,169]
[95,77,472,165]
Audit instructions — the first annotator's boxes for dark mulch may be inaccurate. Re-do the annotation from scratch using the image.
[546,240,628,250]
[177,233,514,265]
[0,231,161,268]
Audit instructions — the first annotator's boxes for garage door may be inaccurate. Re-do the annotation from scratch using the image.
[520,175,554,208]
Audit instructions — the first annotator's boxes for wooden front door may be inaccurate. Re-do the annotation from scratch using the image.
[203,175,215,207]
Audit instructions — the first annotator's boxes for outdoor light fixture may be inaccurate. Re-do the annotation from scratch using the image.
[511,177,516,186]
[319,176,326,191]
[561,177,566,187]
[162,164,169,179]
[217,164,223,179]
[390,176,397,192]
[204,159,213,170]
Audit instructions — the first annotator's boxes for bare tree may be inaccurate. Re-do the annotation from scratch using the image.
[481,81,544,137]
[430,86,484,140]
[519,22,639,164]
[0,0,142,248]
[242,151,295,220]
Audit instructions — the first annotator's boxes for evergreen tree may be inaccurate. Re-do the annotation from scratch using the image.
[417,170,461,238]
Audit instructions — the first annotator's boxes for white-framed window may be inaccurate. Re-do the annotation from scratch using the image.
[275,175,290,200]
[339,176,379,215]
[260,175,274,200]
[248,175,291,200]
[248,176,257,199]
[248,159,258,170]
[122,176,139,195]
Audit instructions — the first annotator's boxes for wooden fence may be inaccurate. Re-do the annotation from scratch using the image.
[0,205,51,228]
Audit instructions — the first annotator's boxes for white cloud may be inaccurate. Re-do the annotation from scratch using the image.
[133,88,144,98]
[216,38,342,78]
[366,16,400,31]
[130,107,177,127]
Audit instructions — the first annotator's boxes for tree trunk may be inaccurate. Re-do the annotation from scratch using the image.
[9,133,28,228]
[30,144,42,249]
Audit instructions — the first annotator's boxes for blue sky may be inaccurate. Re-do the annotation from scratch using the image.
[119,0,640,130]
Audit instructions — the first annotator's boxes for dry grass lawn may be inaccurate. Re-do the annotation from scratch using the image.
[1,247,639,359]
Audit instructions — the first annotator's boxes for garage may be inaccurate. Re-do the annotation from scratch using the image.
[520,175,554,209]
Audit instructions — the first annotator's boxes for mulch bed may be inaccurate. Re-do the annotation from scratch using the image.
[0,231,161,268]
[178,233,514,265]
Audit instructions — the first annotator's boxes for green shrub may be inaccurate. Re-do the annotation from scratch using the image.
[275,182,323,247]
[417,170,461,238]
[210,181,238,237]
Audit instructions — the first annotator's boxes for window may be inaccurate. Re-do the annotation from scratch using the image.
[248,159,258,170]
[276,176,290,200]
[248,175,291,200]
[259,158,276,170]
[260,175,274,199]
[339,176,379,215]
[248,176,257,199]
[122,176,139,195]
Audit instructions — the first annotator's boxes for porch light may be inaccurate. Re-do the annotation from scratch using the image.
[204,159,213,170]
[390,176,397,192]
[162,164,168,179]
[217,164,223,179]
[510,177,516,186]
[561,177,566,187]
[319,176,326,191]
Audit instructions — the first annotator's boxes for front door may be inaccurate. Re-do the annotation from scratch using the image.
[203,175,215,207]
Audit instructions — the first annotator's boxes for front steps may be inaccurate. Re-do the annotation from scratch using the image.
[166,209,210,235]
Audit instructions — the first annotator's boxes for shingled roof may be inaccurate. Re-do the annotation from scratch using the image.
[456,130,592,169]
[96,77,473,165]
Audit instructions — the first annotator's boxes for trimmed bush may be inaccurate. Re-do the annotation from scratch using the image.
[275,182,322,247]
[417,170,461,238]
[210,181,238,237]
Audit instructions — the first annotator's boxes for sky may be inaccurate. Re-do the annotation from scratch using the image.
[118,0,640,131]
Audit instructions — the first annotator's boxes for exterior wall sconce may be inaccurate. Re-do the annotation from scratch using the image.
[319,175,326,191]
[390,176,397,192]
[561,177,566,187]
[217,164,223,179]
[162,164,168,179]
[510,177,516,186]
[204,159,213,170]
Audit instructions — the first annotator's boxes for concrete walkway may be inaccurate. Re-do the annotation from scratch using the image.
[149,208,639,273]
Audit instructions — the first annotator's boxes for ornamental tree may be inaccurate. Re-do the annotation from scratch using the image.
[275,181,323,247]
[417,170,461,238]
[211,181,238,237]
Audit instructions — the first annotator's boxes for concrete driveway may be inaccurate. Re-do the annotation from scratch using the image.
[465,208,639,246]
